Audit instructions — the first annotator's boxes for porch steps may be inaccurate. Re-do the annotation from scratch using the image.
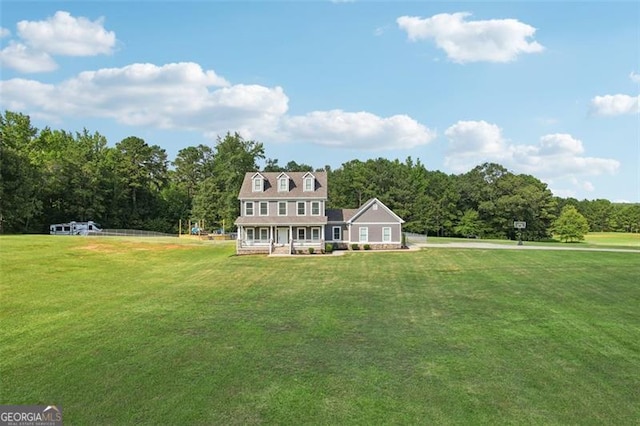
[270,245,290,255]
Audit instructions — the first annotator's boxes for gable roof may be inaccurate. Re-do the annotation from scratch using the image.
[238,171,327,199]
[348,198,405,224]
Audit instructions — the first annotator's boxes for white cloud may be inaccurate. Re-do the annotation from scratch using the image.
[0,61,433,150]
[444,120,505,154]
[582,180,595,192]
[0,41,57,73]
[281,110,436,150]
[630,71,640,83]
[591,94,640,116]
[0,27,10,38]
[17,11,116,56]
[397,12,544,63]
[1,11,116,73]
[443,121,619,182]
[0,62,285,136]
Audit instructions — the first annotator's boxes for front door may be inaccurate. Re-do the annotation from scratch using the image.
[277,228,288,245]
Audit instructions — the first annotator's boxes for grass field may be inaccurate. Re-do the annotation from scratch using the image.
[1,236,639,424]
[419,232,640,250]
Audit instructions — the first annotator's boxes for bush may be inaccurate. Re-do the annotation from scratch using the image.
[308,247,315,254]
[402,232,407,248]
[324,243,333,253]
[351,243,360,250]
[363,244,371,250]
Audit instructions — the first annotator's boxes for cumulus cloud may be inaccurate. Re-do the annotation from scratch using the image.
[17,11,115,56]
[281,110,436,150]
[0,42,57,73]
[443,121,619,182]
[0,27,10,38]
[590,94,640,116]
[1,11,115,73]
[0,61,433,150]
[397,12,544,63]
[0,62,286,135]
[630,72,640,83]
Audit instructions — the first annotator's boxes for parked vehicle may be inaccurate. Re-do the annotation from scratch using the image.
[50,221,102,236]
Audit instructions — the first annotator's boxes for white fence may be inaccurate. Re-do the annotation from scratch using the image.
[89,229,178,237]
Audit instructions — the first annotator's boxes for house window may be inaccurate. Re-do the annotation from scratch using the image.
[245,201,254,216]
[246,228,255,240]
[304,177,314,191]
[259,201,268,216]
[311,201,320,216]
[332,226,341,241]
[297,201,306,216]
[252,177,263,192]
[278,201,287,216]
[297,228,306,240]
[259,228,269,241]
[278,178,288,192]
[359,227,368,242]
[311,227,320,241]
[382,227,391,242]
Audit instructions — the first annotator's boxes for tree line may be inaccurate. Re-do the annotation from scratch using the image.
[1,110,638,237]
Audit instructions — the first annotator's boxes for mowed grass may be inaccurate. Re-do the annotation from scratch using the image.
[1,236,639,424]
[423,232,640,250]
[584,232,640,247]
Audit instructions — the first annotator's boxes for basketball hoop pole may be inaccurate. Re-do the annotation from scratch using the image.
[514,221,526,246]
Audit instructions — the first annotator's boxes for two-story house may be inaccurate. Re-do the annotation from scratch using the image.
[235,171,404,255]
[236,171,328,254]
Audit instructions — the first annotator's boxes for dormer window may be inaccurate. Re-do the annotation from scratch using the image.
[252,173,264,192]
[302,172,315,192]
[276,172,290,192]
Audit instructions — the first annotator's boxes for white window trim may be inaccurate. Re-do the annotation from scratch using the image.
[278,201,287,216]
[359,227,368,243]
[245,201,254,216]
[332,226,341,241]
[382,227,391,243]
[278,177,288,192]
[304,177,314,192]
[252,177,263,192]
[297,201,306,216]
[259,227,269,241]
[311,227,321,241]
[310,201,321,216]
[297,228,306,240]
[259,201,269,216]
[246,228,255,240]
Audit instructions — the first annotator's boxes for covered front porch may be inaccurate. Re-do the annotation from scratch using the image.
[236,225,325,255]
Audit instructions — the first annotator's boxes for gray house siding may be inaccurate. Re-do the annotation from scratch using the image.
[352,201,400,223]
[242,199,324,219]
[236,173,404,254]
[352,223,402,243]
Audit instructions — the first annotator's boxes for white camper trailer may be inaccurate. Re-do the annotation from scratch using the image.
[50,221,102,236]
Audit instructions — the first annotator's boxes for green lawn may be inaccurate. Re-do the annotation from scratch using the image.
[421,232,640,250]
[1,236,639,424]
[583,232,640,247]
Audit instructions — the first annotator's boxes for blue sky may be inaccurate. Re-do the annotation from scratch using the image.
[1,1,638,202]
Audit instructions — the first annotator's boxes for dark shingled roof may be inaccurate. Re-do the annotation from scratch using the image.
[238,171,328,200]
[326,208,358,222]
